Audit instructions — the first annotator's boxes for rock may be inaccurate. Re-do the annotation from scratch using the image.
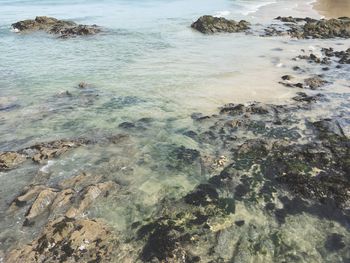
[118,122,136,129]
[78,82,89,89]
[22,139,89,163]
[58,172,103,191]
[281,75,293,81]
[0,103,20,112]
[58,25,100,38]
[237,139,270,159]
[302,17,350,39]
[312,119,346,138]
[12,16,101,38]
[65,181,118,218]
[191,15,250,34]
[272,17,350,39]
[297,53,330,64]
[24,188,58,224]
[50,189,75,214]
[139,222,185,262]
[321,47,350,64]
[325,233,346,251]
[275,16,315,23]
[171,146,200,165]
[184,184,218,206]
[234,220,245,227]
[12,16,68,31]
[5,217,116,262]
[292,92,324,103]
[8,185,48,212]
[304,76,328,89]
[0,152,26,171]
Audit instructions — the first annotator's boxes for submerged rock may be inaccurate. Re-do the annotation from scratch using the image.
[0,152,27,171]
[9,173,119,225]
[6,217,116,263]
[24,188,58,224]
[12,16,101,38]
[22,139,90,163]
[191,15,250,34]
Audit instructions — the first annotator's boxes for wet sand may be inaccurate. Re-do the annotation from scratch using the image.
[314,0,350,18]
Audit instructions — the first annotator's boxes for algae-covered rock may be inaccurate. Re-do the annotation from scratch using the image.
[191,15,250,34]
[274,16,350,39]
[0,152,26,171]
[5,217,117,263]
[12,16,101,38]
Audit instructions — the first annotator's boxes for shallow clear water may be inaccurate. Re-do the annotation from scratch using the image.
[0,0,350,262]
[0,0,298,146]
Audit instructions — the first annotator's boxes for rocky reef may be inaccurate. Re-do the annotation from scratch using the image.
[6,217,117,263]
[12,16,101,38]
[270,16,350,39]
[1,12,350,263]
[191,15,250,34]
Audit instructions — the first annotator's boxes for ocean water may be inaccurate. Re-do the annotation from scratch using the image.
[0,0,349,262]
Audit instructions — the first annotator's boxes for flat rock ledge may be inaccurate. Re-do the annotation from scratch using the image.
[12,16,101,38]
[191,15,250,34]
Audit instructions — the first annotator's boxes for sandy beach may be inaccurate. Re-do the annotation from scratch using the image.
[314,0,350,18]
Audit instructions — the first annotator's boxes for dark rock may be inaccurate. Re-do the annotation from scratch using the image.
[281,75,293,81]
[297,53,330,64]
[273,17,350,39]
[321,47,350,64]
[12,16,101,38]
[184,184,218,206]
[191,112,210,121]
[304,76,328,89]
[275,16,315,23]
[78,82,89,89]
[325,233,346,251]
[0,103,20,111]
[57,24,100,38]
[171,146,200,165]
[191,15,250,34]
[183,130,198,139]
[138,220,191,262]
[234,220,245,227]
[118,122,136,129]
[292,92,324,103]
[302,17,350,39]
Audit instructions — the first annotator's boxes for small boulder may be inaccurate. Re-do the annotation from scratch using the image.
[0,152,26,171]
[304,76,328,90]
[191,15,250,34]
